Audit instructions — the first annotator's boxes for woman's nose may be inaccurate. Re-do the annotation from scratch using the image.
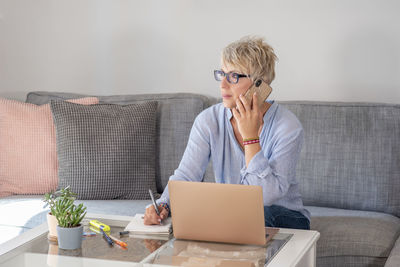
[220,76,229,88]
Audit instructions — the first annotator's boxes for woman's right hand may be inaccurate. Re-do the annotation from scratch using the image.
[143,204,169,225]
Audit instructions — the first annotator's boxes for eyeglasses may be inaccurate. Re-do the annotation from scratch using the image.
[214,70,250,84]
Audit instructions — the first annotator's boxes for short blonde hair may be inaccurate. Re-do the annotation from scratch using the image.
[222,36,277,85]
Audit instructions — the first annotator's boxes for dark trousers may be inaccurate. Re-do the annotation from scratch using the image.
[264,205,310,230]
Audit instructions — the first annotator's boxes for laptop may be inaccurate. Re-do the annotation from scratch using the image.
[168,180,266,245]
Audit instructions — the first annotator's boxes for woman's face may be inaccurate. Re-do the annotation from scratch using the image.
[220,62,252,109]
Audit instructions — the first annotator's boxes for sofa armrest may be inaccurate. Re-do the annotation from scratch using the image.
[385,235,400,267]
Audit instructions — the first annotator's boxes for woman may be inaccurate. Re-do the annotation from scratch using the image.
[144,36,310,229]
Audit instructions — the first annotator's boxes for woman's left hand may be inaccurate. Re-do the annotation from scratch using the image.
[232,93,263,140]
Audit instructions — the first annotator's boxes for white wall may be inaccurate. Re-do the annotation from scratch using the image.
[0,0,399,103]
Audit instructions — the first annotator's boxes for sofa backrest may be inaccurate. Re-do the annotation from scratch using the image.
[27,92,400,217]
[26,91,215,194]
[280,101,400,217]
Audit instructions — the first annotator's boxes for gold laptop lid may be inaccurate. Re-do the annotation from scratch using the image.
[169,180,266,245]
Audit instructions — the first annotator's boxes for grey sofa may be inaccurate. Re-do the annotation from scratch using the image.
[0,91,399,267]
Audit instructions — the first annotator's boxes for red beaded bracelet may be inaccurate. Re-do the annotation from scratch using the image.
[243,137,259,142]
[243,138,260,146]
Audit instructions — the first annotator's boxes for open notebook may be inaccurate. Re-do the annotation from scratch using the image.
[124,213,172,236]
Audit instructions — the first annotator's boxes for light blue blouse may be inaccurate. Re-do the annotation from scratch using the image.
[158,101,310,220]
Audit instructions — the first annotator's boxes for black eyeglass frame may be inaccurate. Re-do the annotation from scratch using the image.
[214,70,250,84]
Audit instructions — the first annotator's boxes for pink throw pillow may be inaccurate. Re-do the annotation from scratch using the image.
[0,97,99,197]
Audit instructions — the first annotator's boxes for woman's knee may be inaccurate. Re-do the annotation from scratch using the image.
[264,205,310,230]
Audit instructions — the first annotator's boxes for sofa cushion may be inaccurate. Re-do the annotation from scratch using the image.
[0,97,99,197]
[385,236,400,267]
[0,195,151,228]
[281,101,400,217]
[50,100,158,200]
[316,256,386,267]
[27,91,214,193]
[307,206,400,266]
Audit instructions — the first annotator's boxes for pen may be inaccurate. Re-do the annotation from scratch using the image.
[109,234,128,248]
[83,231,97,237]
[148,189,160,216]
[119,231,130,236]
[100,227,114,246]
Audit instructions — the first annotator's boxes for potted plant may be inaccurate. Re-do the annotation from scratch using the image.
[50,187,87,249]
[43,186,77,241]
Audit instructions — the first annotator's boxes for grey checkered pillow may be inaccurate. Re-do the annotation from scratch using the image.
[50,100,158,200]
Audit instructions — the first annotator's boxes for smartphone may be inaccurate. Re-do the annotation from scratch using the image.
[243,79,272,108]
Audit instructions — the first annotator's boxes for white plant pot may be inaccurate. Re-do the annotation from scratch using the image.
[46,213,58,241]
[56,224,83,250]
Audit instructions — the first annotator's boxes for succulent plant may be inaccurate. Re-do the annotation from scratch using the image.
[43,186,86,228]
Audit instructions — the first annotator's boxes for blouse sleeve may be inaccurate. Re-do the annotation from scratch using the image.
[240,125,304,206]
[157,113,211,205]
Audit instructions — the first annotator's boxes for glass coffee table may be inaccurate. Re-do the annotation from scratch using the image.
[0,213,319,267]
